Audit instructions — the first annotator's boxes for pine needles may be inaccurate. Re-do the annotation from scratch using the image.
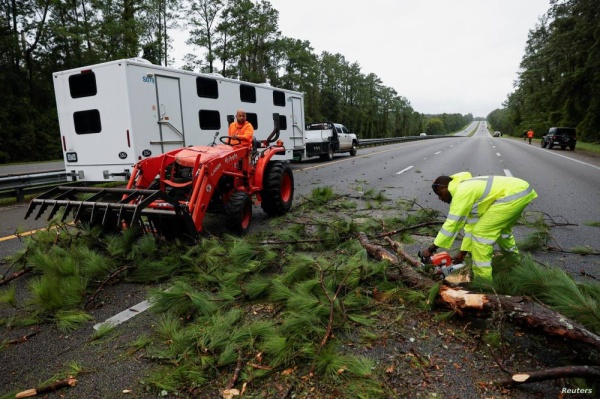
[493,253,600,334]
[5,185,600,398]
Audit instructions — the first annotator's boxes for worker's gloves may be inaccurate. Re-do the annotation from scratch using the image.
[421,245,437,258]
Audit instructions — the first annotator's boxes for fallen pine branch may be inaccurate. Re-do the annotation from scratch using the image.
[496,365,600,386]
[15,377,77,398]
[84,264,134,309]
[357,233,600,353]
[0,267,32,286]
[374,221,441,238]
[5,329,39,346]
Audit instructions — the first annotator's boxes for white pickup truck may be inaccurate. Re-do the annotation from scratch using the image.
[303,122,358,161]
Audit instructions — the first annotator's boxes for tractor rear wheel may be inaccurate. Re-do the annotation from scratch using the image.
[261,161,294,215]
[226,192,252,234]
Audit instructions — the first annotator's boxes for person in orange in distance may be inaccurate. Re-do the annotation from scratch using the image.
[228,109,254,148]
[527,128,534,145]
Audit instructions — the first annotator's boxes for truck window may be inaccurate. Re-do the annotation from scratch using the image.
[73,109,102,134]
[196,77,219,99]
[198,110,221,130]
[279,115,287,130]
[247,113,258,129]
[273,91,285,106]
[341,126,349,133]
[335,126,342,133]
[69,72,97,98]
[240,84,256,103]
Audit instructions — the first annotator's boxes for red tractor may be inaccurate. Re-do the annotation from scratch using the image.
[25,132,294,239]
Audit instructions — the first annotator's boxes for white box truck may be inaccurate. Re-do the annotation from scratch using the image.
[53,58,306,181]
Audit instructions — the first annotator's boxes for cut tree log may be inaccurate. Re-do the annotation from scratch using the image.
[357,233,600,353]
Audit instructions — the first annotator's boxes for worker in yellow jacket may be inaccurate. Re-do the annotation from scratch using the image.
[421,172,537,285]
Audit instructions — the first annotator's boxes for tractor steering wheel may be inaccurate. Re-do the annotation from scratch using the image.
[220,136,242,146]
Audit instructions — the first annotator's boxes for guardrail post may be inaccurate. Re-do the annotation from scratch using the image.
[16,188,25,203]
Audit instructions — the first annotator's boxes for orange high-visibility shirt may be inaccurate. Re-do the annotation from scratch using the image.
[527,130,534,138]
[228,121,254,147]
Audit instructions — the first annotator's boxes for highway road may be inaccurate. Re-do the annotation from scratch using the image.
[2,122,600,280]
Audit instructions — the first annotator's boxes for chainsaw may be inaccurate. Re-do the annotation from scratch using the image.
[417,251,465,278]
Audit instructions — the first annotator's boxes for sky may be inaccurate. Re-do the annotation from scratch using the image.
[172,0,552,118]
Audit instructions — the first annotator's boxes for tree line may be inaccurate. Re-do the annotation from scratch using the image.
[488,0,600,142]
[0,0,475,164]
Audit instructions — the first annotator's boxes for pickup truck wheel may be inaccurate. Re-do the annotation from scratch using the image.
[261,161,294,215]
[541,140,547,148]
[569,144,576,150]
[548,143,554,149]
[350,142,357,156]
[320,145,334,161]
[225,192,252,234]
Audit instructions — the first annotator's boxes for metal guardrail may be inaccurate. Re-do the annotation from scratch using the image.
[0,135,454,203]
[357,135,444,147]
[0,170,73,202]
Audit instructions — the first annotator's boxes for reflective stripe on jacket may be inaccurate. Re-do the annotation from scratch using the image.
[433,172,537,249]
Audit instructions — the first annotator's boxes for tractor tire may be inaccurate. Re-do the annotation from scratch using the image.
[225,192,252,234]
[261,161,294,216]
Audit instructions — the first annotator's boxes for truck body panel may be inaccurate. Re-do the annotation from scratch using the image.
[53,59,305,181]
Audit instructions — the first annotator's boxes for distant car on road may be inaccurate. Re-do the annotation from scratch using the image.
[419,132,427,136]
[493,131,501,137]
[541,127,576,150]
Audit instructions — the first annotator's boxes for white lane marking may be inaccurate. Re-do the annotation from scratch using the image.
[434,151,442,155]
[504,169,513,177]
[396,165,414,175]
[496,153,501,157]
[93,300,152,330]
[538,148,600,171]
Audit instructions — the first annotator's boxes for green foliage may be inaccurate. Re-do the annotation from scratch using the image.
[518,230,552,251]
[0,285,17,308]
[482,331,502,348]
[504,0,600,142]
[53,310,94,332]
[91,323,117,341]
[150,280,219,318]
[127,334,153,356]
[493,254,600,334]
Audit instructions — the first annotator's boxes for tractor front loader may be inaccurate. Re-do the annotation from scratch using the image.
[25,135,294,240]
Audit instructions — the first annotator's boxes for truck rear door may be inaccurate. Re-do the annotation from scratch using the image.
[154,75,185,153]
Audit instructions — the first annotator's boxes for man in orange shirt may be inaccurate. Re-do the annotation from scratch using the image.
[228,109,254,148]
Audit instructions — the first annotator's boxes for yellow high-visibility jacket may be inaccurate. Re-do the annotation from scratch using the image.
[433,172,536,250]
